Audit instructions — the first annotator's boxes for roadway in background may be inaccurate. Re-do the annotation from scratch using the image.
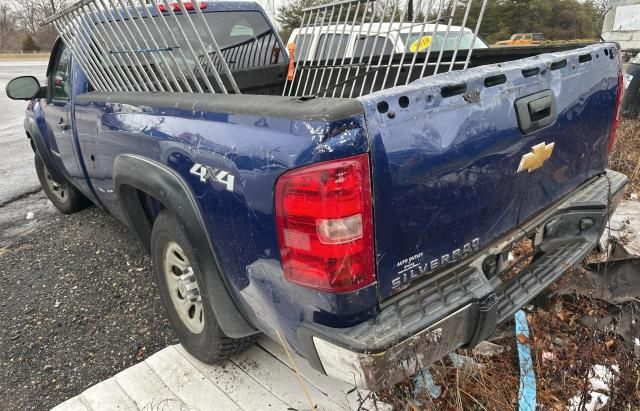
[0,60,48,205]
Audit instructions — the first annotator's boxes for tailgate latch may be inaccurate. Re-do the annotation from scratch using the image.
[515,90,557,134]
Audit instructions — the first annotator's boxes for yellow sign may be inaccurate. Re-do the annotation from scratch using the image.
[409,35,432,53]
[517,142,555,173]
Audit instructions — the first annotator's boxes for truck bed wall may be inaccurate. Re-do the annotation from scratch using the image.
[148,43,592,97]
[285,43,593,98]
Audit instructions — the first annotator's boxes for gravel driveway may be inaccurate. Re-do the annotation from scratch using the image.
[0,199,177,409]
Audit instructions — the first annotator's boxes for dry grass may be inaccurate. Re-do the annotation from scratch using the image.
[0,53,50,61]
[609,118,640,197]
[379,271,640,410]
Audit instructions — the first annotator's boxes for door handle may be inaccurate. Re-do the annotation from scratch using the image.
[515,90,557,134]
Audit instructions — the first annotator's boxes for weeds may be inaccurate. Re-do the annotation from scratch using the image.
[609,119,640,197]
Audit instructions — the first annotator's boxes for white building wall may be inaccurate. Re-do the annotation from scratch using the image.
[602,0,640,50]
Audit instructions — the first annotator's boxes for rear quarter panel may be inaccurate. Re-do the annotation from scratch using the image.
[72,80,377,354]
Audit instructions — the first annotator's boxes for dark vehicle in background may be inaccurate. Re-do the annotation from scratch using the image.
[621,54,640,118]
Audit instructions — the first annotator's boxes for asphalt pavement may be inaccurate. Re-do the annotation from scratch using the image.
[0,60,49,206]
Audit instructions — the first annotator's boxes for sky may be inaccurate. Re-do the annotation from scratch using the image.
[253,0,280,25]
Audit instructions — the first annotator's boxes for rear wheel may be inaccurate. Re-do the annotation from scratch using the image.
[151,210,256,363]
[35,154,89,214]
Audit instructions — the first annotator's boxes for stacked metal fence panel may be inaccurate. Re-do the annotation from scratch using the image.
[283,0,488,98]
[43,0,240,93]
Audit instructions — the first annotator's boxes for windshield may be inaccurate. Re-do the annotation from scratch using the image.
[400,31,487,51]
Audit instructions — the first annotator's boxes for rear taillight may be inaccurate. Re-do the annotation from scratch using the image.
[608,72,624,153]
[158,2,206,12]
[275,154,375,293]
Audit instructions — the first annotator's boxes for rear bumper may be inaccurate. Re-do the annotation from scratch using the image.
[299,170,628,390]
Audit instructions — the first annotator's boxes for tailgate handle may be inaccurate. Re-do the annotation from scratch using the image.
[515,90,556,134]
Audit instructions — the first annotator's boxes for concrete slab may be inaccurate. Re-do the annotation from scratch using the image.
[175,344,289,410]
[145,346,241,410]
[81,377,136,409]
[51,340,389,411]
[114,361,180,409]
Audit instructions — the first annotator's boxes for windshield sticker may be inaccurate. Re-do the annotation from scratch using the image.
[410,35,433,53]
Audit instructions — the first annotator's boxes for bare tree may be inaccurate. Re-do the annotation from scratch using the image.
[4,0,68,52]
[10,0,68,33]
[0,3,17,51]
[0,4,16,32]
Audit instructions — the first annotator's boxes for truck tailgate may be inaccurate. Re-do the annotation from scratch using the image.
[359,44,621,300]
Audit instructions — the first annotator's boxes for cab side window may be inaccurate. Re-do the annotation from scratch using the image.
[315,33,349,61]
[51,45,72,101]
[353,36,395,57]
[292,34,312,60]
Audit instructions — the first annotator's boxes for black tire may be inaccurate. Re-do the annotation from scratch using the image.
[151,210,256,363]
[35,153,90,214]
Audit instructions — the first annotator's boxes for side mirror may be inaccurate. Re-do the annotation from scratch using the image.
[6,76,42,100]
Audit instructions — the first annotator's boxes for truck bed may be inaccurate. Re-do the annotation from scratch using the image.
[238,44,594,96]
[61,40,621,338]
[280,43,595,97]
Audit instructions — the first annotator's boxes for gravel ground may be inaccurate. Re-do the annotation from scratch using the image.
[0,201,177,410]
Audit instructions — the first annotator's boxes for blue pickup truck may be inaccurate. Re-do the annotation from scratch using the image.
[6,0,628,390]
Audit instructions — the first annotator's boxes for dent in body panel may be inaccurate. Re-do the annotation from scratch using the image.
[361,43,619,299]
[72,83,374,355]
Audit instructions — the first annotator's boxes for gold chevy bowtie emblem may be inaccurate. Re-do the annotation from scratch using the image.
[517,142,555,173]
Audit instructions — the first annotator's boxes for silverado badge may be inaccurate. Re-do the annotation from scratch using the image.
[517,142,555,173]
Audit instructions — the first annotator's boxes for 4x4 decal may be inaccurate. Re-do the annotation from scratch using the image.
[190,163,235,192]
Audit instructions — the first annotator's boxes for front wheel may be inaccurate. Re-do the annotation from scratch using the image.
[151,210,256,363]
[35,153,89,214]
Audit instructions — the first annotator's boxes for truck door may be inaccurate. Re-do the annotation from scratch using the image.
[43,42,80,181]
